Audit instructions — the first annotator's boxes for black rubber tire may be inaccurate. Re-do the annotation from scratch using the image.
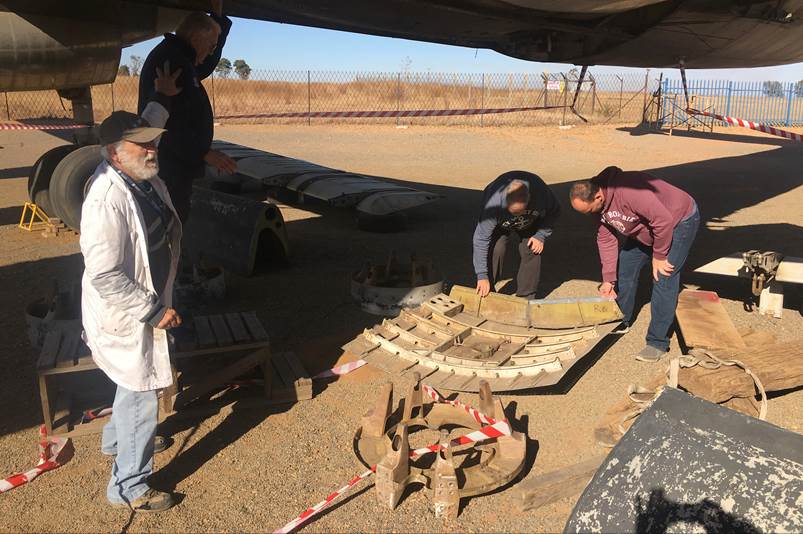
[49,145,103,231]
[356,211,407,233]
[27,144,79,216]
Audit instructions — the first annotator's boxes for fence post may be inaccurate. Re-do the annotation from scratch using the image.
[210,72,216,118]
[4,92,9,120]
[307,70,311,126]
[591,77,596,117]
[616,76,622,120]
[785,82,793,126]
[396,72,401,126]
[641,69,649,122]
[480,73,485,127]
[725,81,732,123]
[561,74,568,126]
[110,83,115,112]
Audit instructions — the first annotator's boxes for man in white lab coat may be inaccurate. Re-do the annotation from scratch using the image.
[80,65,183,512]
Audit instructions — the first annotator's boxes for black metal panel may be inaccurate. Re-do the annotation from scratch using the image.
[566,388,803,533]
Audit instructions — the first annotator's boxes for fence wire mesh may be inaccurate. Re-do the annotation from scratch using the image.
[0,68,718,128]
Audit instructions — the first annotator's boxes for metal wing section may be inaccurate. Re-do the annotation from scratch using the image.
[209,140,442,215]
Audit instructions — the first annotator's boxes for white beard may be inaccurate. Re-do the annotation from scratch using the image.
[118,149,159,181]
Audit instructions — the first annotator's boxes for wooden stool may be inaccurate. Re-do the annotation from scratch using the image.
[36,311,311,437]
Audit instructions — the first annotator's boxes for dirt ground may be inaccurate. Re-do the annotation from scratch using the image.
[0,122,802,533]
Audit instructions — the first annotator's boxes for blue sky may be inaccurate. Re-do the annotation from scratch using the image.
[124,17,803,82]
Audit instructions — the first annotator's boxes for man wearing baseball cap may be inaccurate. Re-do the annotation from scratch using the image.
[80,64,183,512]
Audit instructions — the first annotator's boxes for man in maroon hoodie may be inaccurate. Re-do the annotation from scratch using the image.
[569,166,699,362]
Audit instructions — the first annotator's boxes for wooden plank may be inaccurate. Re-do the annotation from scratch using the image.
[678,340,803,404]
[225,313,251,344]
[38,330,62,371]
[283,351,310,379]
[274,352,312,401]
[675,290,747,351]
[173,348,266,410]
[518,455,607,512]
[50,390,72,436]
[242,312,269,341]
[193,316,216,348]
[160,365,179,415]
[55,331,81,368]
[208,314,233,347]
[271,351,299,387]
[172,340,269,360]
[38,375,53,434]
[61,417,106,438]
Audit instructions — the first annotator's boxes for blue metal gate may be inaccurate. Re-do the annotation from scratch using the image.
[662,79,803,126]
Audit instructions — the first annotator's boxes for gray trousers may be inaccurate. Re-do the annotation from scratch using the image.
[489,230,542,299]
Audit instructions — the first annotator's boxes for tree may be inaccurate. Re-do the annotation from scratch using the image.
[129,55,143,76]
[215,57,232,78]
[795,80,803,98]
[763,80,783,97]
[233,59,251,80]
[117,64,130,77]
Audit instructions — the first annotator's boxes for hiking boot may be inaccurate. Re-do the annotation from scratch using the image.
[102,435,170,457]
[111,488,175,513]
[635,345,666,362]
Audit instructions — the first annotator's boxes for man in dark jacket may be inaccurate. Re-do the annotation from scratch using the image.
[473,171,560,299]
[569,166,700,362]
[138,1,236,223]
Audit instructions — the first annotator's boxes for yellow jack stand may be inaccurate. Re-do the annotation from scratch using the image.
[18,202,53,232]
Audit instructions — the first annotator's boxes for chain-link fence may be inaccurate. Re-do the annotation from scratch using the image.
[1,69,661,127]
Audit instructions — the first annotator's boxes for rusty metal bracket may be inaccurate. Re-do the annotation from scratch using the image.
[354,379,527,518]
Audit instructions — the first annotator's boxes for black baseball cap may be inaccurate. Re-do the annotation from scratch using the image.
[99,111,165,145]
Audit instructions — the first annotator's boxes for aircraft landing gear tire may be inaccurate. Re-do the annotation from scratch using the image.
[49,144,102,231]
[27,144,79,216]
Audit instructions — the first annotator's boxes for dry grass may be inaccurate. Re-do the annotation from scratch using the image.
[2,72,653,127]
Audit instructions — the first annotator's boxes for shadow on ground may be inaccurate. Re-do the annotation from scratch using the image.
[1,137,801,453]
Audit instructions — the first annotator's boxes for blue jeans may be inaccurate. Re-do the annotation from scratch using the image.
[615,203,700,351]
[101,385,158,504]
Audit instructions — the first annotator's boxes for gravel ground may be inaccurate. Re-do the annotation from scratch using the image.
[0,123,801,532]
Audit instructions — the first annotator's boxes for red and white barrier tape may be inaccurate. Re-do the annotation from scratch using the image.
[275,467,377,534]
[216,105,563,121]
[685,108,803,142]
[0,122,91,131]
[422,383,496,426]
[0,426,74,494]
[312,359,367,379]
[275,384,510,533]
[0,105,563,130]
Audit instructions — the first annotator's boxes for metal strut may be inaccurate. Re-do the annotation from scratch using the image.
[678,59,690,110]
[569,65,589,123]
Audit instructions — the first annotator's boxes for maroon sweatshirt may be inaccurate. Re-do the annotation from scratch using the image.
[593,166,695,282]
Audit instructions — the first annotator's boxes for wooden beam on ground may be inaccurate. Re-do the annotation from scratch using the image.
[518,455,607,512]
[678,340,803,404]
[676,290,747,351]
